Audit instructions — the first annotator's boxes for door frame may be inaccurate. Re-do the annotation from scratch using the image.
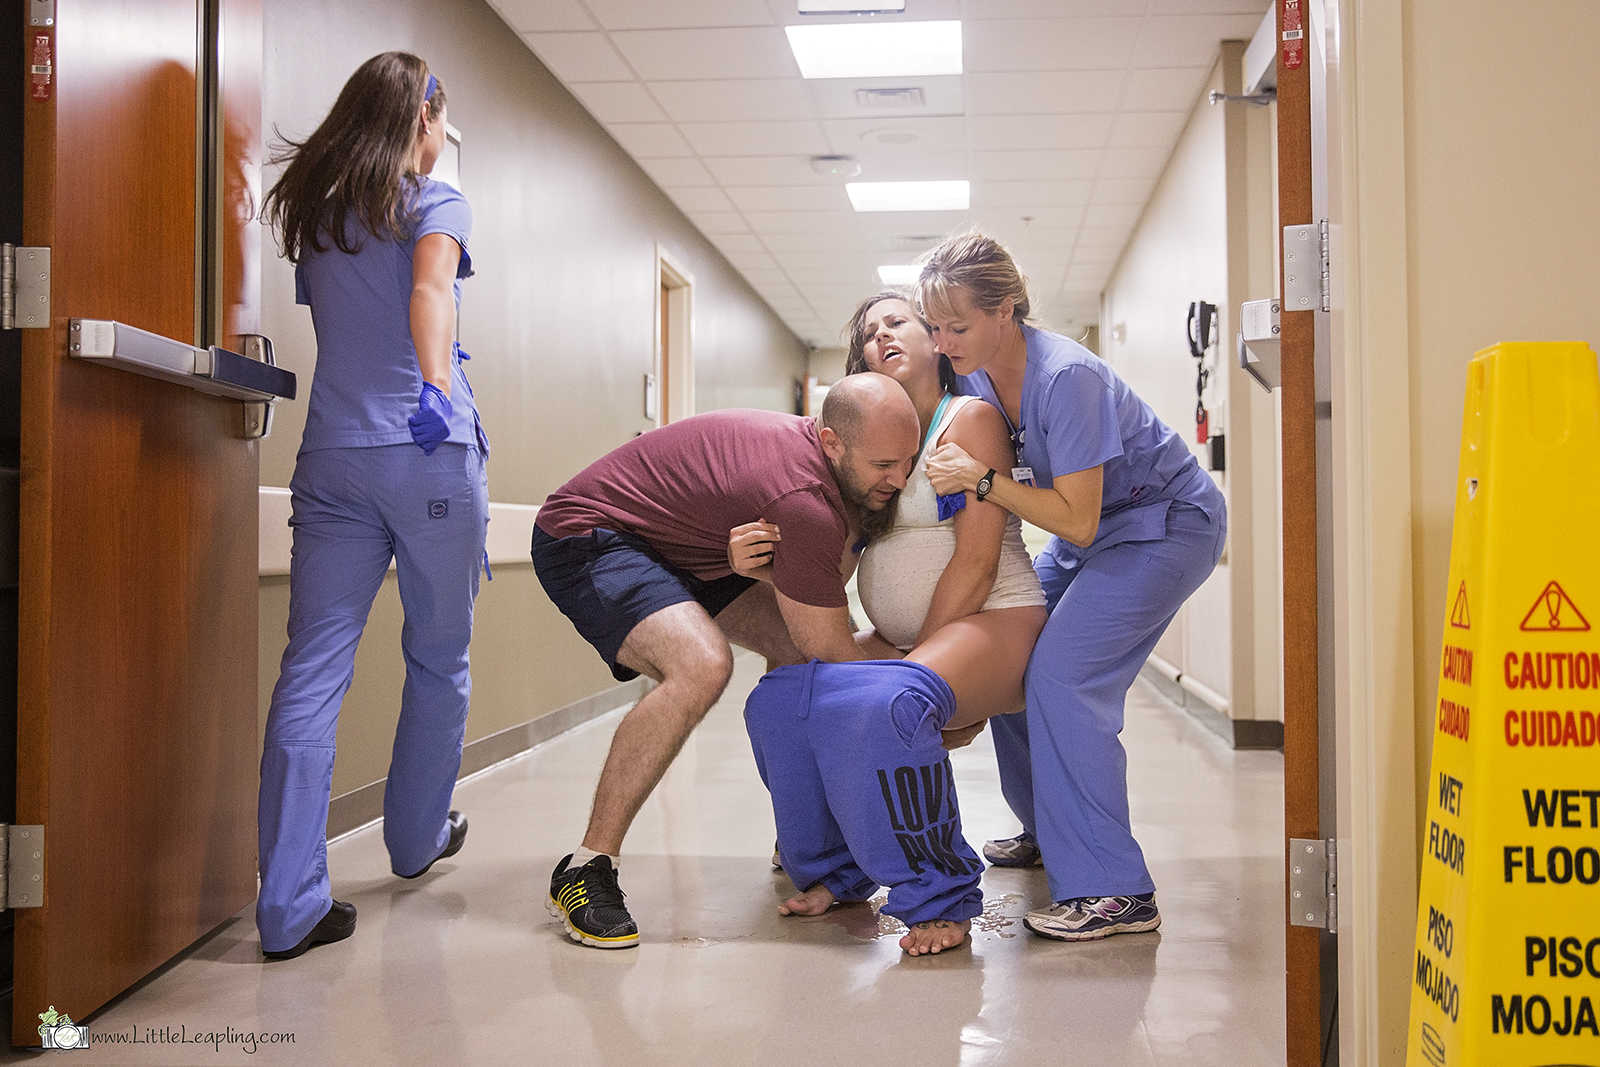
[1323,0,1421,1060]
[652,245,693,426]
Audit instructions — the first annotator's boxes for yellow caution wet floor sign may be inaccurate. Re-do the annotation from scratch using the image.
[1407,342,1600,1066]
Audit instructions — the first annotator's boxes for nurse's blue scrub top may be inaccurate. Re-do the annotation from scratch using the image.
[956,324,1220,564]
[294,177,480,453]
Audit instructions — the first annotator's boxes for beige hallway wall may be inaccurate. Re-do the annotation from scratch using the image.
[254,0,809,798]
[1101,46,1281,728]
[1401,0,1600,815]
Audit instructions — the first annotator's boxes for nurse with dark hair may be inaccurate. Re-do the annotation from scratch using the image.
[255,51,487,960]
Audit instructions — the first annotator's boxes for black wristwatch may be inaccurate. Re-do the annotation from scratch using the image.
[975,468,997,502]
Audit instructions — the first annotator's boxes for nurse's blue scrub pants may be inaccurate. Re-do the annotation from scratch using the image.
[991,502,1225,904]
[257,443,488,953]
[745,660,984,927]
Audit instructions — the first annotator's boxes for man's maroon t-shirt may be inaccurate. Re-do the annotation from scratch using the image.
[535,410,850,608]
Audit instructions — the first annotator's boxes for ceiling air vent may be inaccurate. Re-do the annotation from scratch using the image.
[855,87,925,109]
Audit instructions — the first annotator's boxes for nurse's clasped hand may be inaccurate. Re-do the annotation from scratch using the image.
[925,441,985,496]
[407,382,453,454]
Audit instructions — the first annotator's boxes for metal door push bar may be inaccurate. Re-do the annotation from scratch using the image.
[67,319,296,438]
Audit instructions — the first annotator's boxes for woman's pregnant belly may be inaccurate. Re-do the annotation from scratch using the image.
[858,528,957,651]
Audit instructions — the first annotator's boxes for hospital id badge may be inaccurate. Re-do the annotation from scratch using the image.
[1012,466,1035,487]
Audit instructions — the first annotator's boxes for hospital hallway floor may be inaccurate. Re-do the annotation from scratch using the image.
[68,656,1286,1065]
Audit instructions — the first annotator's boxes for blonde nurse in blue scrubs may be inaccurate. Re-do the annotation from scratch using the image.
[918,232,1226,942]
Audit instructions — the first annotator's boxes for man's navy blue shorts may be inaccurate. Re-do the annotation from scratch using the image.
[532,525,757,682]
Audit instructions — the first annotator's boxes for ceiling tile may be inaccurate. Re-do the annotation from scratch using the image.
[761,230,876,252]
[1064,264,1109,288]
[681,120,831,156]
[966,19,1142,73]
[806,77,965,120]
[636,156,718,187]
[822,116,970,155]
[974,180,1094,207]
[966,71,1124,114]
[612,28,798,81]
[988,222,1080,248]
[650,79,813,122]
[711,232,766,254]
[705,156,839,185]
[1072,226,1133,249]
[587,0,775,30]
[962,0,1139,16]
[973,149,1102,181]
[490,0,596,31]
[1091,177,1158,204]
[1108,111,1187,147]
[768,0,962,22]
[739,267,791,288]
[725,186,853,213]
[744,210,859,235]
[1080,202,1144,228]
[685,211,750,235]
[1098,146,1171,178]
[1132,14,1268,68]
[1147,0,1271,17]
[722,249,781,271]
[1069,245,1124,266]
[967,205,1082,229]
[569,82,668,123]
[970,113,1114,150]
[667,186,737,213]
[1120,67,1210,111]
[606,122,695,157]
[522,32,634,82]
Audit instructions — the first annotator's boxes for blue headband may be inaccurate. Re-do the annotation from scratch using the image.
[424,73,438,102]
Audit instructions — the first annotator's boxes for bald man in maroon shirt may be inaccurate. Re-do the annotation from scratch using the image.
[532,374,920,947]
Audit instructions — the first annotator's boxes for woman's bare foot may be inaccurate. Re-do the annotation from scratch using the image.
[779,883,837,916]
[900,918,971,956]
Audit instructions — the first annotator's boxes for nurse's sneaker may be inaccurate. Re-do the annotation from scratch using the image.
[548,854,639,949]
[982,832,1042,867]
[1024,894,1161,941]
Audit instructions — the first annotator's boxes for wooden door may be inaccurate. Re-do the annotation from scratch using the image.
[1278,0,1339,1061]
[13,0,262,1045]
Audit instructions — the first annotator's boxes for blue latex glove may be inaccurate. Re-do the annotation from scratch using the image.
[936,492,968,521]
[408,382,452,455]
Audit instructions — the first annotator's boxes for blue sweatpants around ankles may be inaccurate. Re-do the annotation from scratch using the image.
[257,443,488,953]
[997,501,1225,904]
[745,660,984,927]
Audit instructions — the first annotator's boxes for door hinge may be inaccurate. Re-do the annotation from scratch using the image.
[1282,221,1331,313]
[0,824,46,909]
[1289,837,1336,932]
[2,243,51,330]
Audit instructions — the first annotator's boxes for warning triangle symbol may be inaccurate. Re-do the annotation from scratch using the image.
[1518,580,1591,632]
[1449,582,1471,629]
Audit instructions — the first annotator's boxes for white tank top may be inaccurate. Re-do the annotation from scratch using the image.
[857,394,1045,651]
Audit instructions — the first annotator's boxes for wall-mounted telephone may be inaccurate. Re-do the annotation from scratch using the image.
[1187,300,1217,359]
[1187,301,1218,450]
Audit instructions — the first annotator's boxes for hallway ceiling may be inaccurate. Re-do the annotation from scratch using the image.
[488,0,1266,348]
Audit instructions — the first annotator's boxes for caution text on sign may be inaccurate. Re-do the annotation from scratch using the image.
[1407,342,1600,1067]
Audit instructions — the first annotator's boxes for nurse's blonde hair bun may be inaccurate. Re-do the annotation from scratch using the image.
[916,231,1031,325]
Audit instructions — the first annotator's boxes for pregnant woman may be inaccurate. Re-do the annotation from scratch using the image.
[737,291,1045,956]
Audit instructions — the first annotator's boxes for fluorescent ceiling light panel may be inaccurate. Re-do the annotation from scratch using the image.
[877,264,920,285]
[785,21,961,80]
[799,1,906,11]
[847,180,969,212]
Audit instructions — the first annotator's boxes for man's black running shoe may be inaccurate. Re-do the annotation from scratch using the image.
[547,854,639,949]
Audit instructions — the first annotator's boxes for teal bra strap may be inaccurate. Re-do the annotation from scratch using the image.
[922,392,955,456]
